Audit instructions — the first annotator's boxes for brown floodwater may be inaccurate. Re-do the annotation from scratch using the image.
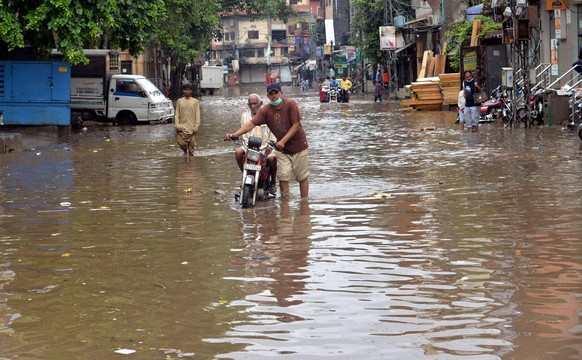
[1,86,582,359]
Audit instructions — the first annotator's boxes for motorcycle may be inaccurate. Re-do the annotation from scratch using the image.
[337,88,350,103]
[515,89,544,126]
[480,86,502,122]
[228,135,276,208]
[319,85,338,103]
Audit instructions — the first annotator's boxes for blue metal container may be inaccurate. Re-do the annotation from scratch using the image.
[0,61,71,126]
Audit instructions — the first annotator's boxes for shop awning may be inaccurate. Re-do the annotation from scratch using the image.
[395,42,415,54]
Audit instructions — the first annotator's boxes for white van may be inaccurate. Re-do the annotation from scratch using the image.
[108,75,174,124]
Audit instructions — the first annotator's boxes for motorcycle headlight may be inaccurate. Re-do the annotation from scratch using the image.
[247,149,261,162]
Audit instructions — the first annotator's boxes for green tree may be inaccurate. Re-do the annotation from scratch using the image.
[222,0,293,22]
[0,0,294,97]
[0,0,164,64]
[444,16,502,71]
[350,0,385,69]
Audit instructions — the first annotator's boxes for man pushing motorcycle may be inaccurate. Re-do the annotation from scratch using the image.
[234,93,278,196]
[225,83,310,199]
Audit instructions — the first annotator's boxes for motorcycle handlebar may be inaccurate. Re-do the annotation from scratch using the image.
[225,136,276,151]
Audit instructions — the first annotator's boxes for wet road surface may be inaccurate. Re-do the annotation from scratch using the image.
[1,85,582,359]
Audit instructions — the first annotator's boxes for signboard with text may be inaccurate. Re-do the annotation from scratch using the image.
[547,0,567,10]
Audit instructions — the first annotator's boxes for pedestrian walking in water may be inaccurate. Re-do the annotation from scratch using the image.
[462,71,482,133]
[175,84,201,156]
[373,80,382,102]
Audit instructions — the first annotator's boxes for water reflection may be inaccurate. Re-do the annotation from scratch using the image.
[0,89,582,359]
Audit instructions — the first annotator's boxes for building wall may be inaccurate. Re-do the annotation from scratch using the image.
[321,0,350,45]
[540,4,579,86]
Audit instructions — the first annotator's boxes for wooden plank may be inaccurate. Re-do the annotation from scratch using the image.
[418,50,433,80]
[427,56,436,78]
[435,54,447,76]
[470,19,482,46]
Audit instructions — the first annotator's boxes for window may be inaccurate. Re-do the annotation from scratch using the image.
[272,30,287,43]
[116,80,141,95]
[224,31,235,41]
[248,30,259,40]
[240,49,256,58]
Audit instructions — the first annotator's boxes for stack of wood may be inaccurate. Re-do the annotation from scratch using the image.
[400,50,448,110]
[400,19,482,110]
[439,73,461,106]
[400,77,443,111]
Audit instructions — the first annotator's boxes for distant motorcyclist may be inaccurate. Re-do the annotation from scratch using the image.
[338,75,352,102]
[329,76,340,89]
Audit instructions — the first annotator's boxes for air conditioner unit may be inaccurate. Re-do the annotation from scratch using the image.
[426,15,436,25]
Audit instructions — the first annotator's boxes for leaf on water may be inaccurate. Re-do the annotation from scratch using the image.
[61,253,71,257]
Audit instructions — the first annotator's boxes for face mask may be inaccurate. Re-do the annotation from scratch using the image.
[269,98,283,106]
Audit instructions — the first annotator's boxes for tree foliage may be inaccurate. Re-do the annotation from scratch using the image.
[222,0,293,22]
[444,16,502,71]
[151,0,222,65]
[0,0,164,64]
[350,0,385,68]
[0,0,292,66]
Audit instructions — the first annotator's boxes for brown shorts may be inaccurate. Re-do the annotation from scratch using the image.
[276,149,309,182]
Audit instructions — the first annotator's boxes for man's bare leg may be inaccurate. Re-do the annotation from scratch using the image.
[279,180,290,199]
[299,178,309,198]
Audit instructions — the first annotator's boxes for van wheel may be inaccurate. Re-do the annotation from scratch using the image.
[115,112,137,125]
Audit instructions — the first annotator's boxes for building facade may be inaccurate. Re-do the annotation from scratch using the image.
[209,0,319,84]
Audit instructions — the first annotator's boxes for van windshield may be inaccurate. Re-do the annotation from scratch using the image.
[136,78,164,96]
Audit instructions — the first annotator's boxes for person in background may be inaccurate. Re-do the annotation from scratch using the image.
[175,83,201,156]
[319,76,331,102]
[457,89,466,130]
[373,80,383,102]
[329,76,340,89]
[234,93,278,196]
[225,83,309,199]
[338,75,352,102]
[462,70,482,132]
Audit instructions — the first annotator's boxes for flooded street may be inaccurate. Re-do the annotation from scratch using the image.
[1,86,582,359]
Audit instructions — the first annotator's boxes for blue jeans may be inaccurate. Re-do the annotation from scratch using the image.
[573,60,582,74]
[464,106,480,128]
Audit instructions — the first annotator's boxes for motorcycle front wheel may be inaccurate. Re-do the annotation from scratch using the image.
[241,184,253,209]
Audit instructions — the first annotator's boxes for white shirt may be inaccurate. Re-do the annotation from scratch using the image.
[240,108,276,146]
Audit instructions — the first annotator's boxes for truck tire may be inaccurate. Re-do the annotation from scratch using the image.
[115,111,137,125]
